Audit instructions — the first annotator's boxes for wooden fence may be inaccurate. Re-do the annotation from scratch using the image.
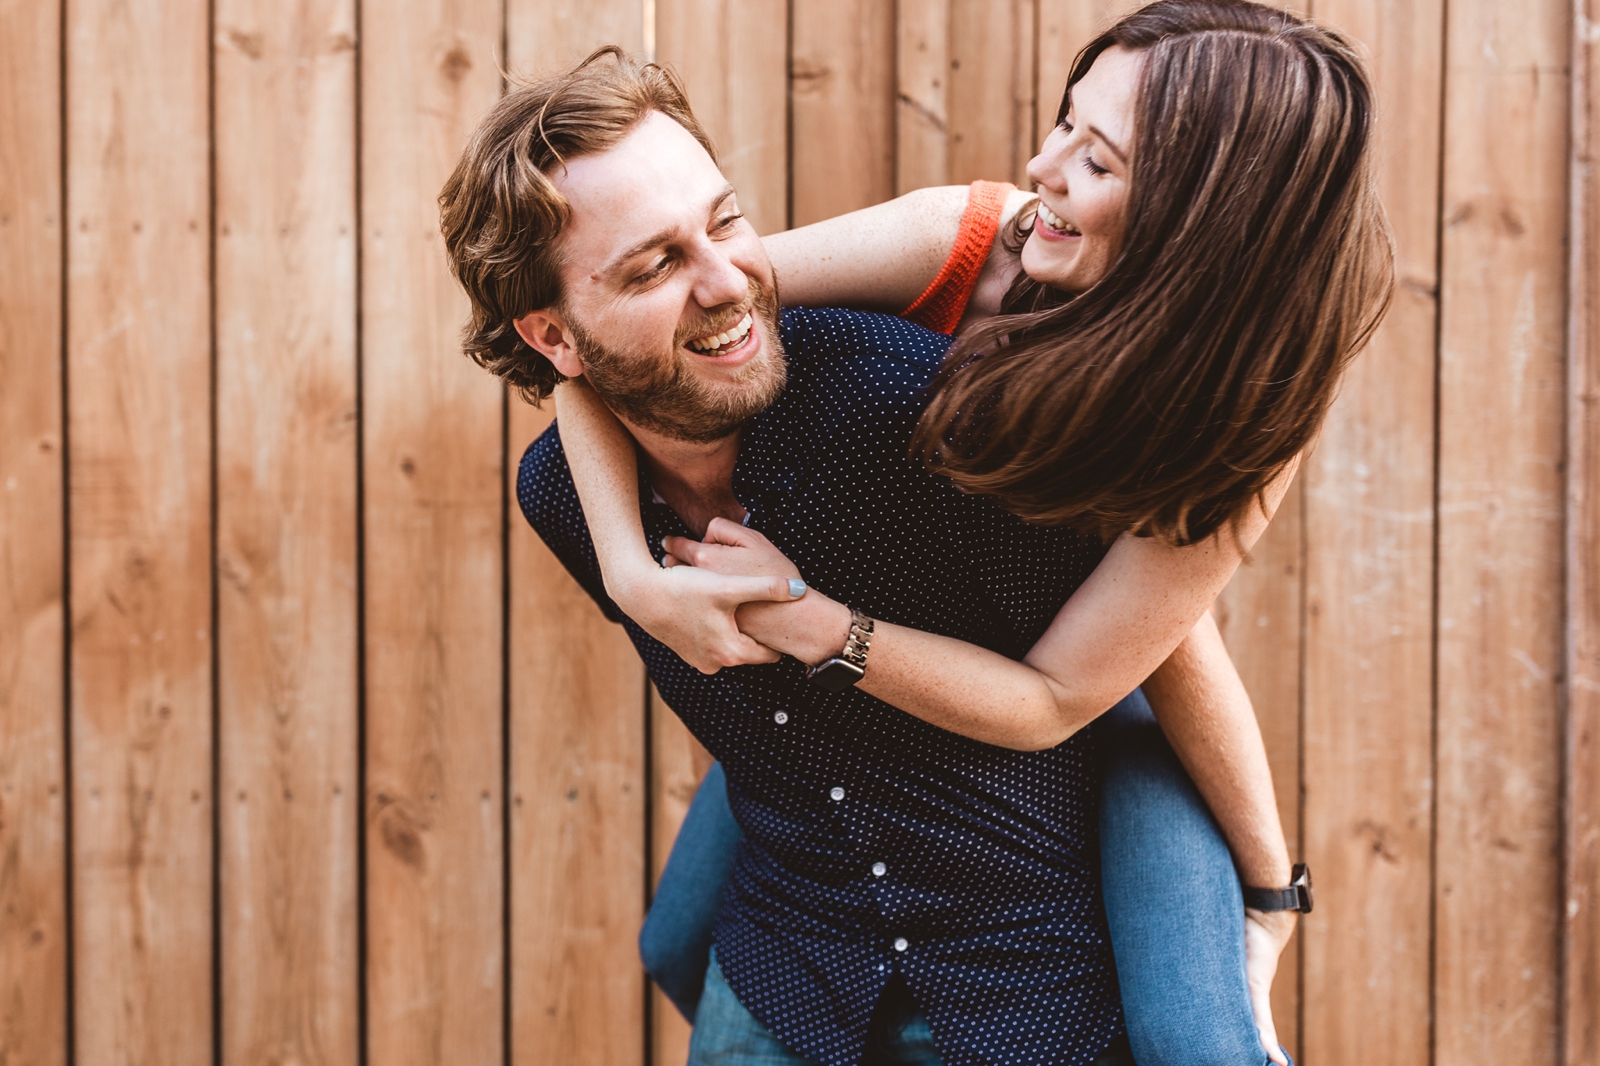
[2,0,1598,1063]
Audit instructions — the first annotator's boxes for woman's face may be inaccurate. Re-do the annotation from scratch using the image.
[1021,45,1142,294]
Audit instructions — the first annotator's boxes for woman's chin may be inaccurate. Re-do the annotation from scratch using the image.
[1020,235,1085,293]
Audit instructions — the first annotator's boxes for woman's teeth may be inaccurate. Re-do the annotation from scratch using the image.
[1036,202,1081,236]
[688,312,754,353]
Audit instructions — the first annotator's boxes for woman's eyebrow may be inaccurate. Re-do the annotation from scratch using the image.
[1089,125,1128,163]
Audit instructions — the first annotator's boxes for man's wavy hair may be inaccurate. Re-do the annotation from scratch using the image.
[439,47,714,404]
[912,0,1394,545]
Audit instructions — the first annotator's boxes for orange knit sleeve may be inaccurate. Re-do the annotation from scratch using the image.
[901,180,1015,335]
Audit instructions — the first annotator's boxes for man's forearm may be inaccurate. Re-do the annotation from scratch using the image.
[1140,612,1292,888]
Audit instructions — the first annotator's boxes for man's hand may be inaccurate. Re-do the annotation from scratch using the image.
[1244,908,1297,1066]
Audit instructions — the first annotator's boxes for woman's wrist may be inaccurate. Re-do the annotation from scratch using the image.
[742,589,852,664]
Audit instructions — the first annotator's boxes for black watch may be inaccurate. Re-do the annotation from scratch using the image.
[805,608,875,692]
[1243,863,1313,913]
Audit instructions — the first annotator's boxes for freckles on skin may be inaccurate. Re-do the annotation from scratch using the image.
[1021,44,1141,293]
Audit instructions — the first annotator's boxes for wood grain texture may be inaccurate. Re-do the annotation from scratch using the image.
[1294,2,1443,1063]
[895,0,950,194]
[506,401,648,1066]
[65,0,215,1062]
[1568,0,1600,1057]
[790,0,896,224]
[506,0,643,76]
[657,0,790,234]
[649,687,706,1066]
[0,0,67,1060]
[1435,0,1569,1060]
[212,4,361,1063]
[1214,477,1303,1060]
[947,0,1035,187]
[360,3,508,1065]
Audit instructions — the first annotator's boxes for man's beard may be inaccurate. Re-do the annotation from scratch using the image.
[570,276,787,444]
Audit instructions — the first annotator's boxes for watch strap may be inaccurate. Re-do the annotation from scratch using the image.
[1243,863,1313,913]
[804,608,875,690]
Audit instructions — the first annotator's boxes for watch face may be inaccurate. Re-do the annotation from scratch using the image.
[808,658,865,692]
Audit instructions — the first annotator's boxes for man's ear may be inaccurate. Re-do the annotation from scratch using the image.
[514,308,584,379]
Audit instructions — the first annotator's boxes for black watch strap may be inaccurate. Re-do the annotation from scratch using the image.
[1243,863,1313,913]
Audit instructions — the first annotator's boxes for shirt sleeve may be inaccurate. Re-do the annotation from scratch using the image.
[900,180,1015,334]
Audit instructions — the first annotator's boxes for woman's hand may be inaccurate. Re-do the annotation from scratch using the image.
[1243,908,1297,1066]
[607,558,805,675]
[663,519,854,665]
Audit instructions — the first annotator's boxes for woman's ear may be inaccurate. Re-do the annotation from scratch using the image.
[515,309,584,379]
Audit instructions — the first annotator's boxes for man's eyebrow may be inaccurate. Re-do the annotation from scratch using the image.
[1089,125,1128,164]
[600,183,738,280]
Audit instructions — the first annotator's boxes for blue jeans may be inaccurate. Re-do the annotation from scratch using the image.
[688,950,948,1066]
[642,691,1274,1066]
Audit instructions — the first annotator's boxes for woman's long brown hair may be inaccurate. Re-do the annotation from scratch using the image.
[912,0,1394,544]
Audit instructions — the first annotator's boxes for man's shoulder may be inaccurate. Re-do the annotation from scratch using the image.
[779,306,953,380]
[515,423,624,623]
[776,307,953,427]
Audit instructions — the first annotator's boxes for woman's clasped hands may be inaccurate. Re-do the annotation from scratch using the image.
[632,517,852,673]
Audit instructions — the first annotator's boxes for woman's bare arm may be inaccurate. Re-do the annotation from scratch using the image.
[685,462,1296,752]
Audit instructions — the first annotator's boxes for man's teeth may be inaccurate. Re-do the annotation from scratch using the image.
[1037,202,1081,236]
[688,312,754,352]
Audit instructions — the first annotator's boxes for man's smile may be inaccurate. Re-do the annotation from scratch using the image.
[685,310,758,366]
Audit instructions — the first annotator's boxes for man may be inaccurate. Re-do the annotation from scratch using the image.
[440,49,1133,1066]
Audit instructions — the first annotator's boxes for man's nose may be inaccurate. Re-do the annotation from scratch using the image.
[690,243,752,309]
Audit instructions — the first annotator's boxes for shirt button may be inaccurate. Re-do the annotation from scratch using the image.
[893,937,909,952]
[774,711,789,724]
[829,787,845,802]
[871,862,887,877]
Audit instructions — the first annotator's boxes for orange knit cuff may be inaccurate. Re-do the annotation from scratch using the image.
[902,180,1015,334]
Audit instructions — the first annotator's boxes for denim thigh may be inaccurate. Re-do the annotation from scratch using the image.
[1098,689,1271,1066]
[641,762,743,1021]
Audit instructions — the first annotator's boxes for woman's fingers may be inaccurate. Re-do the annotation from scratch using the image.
[718,574,806,605]
[1244,909,1296,1066]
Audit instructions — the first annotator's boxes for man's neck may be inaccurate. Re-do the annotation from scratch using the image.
[622,419,746,540]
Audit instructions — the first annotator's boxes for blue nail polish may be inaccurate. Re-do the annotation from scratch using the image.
[789,578,807,598]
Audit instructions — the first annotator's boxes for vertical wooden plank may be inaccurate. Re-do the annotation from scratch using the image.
[1214,479,1303,1061]
[65,0,214,1061]
[649,688,707,1066]
[0,0,67,1060]
[361,3,508,1066]
[1436,0,1569,1060]
[504,10,650,1064]
[505,0,643,74]
[506,403,648,1066]
[895,0,949,195]
[212,3,360,1062]
[1293,2,1444,1064]
[947,0,1035,186]
[1568,0,1600,1058]
[656,0,789,235]
[790,0,895,225]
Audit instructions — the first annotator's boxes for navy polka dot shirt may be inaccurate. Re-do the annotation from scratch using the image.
[519,308,1124,1066]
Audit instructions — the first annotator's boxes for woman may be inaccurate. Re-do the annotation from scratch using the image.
[556,2,1389,1063]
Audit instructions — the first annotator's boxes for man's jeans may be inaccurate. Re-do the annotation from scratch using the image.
[645,691,1278,1066]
